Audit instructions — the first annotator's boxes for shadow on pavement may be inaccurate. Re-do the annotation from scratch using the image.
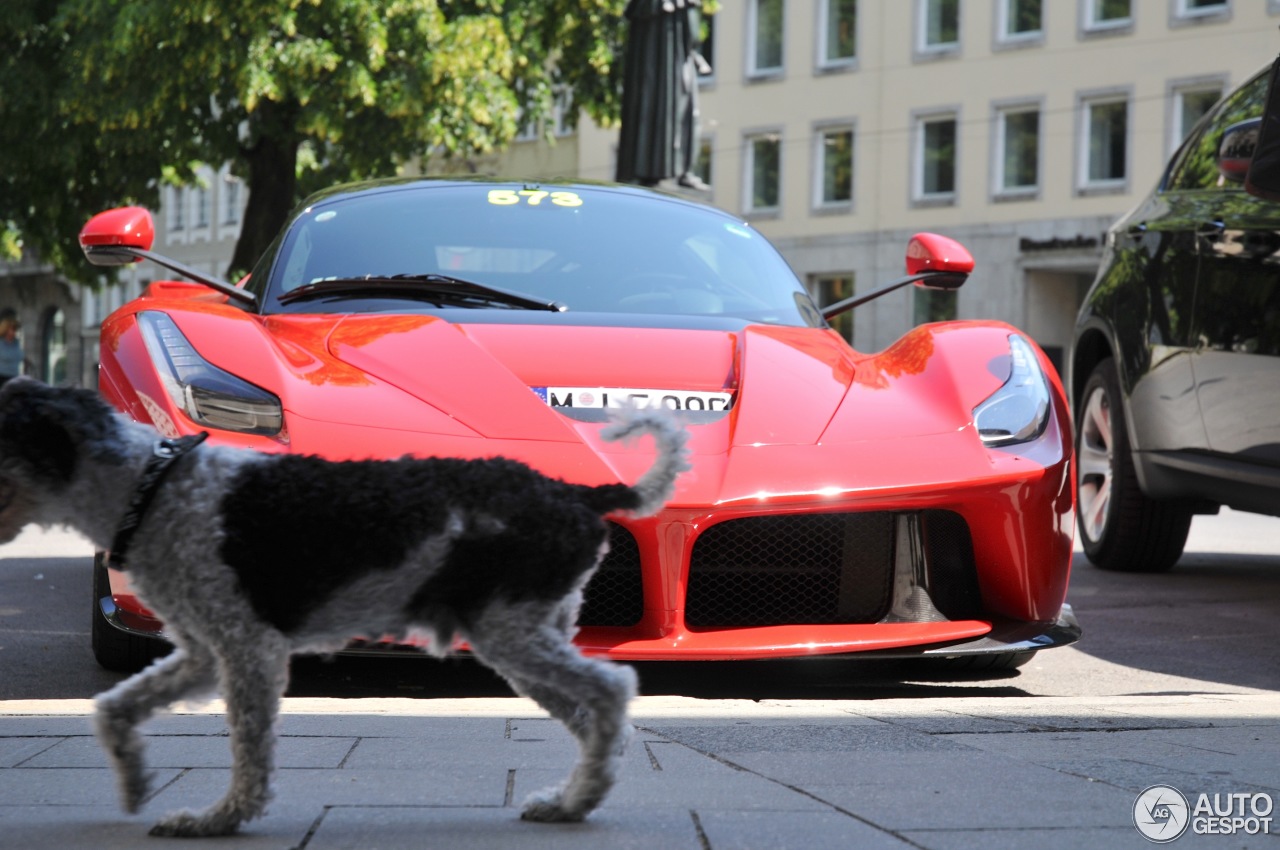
[285,653,1032,701]
[1064,550,1280,692]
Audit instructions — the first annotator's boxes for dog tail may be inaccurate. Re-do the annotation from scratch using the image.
[584,406,691,518]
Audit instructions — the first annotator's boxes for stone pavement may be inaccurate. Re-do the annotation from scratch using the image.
[2,691,1278,849]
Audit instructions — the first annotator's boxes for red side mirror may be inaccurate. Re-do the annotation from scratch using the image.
[905,232,975,276]
[79,207,156,266]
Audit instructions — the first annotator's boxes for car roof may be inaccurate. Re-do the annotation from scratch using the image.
[296,175,724,218]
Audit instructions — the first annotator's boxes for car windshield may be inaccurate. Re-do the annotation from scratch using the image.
[257,182,821,327]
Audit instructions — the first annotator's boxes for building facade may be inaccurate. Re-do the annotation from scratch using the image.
[557,0,1280,373]
[7,0,1279,387]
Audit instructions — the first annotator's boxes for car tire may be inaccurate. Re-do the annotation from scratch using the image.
[1075,358,1193,572]
[91,553,170,673]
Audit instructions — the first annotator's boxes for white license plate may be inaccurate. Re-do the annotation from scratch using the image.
[533,387,734,412]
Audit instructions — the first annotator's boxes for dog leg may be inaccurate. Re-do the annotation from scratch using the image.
[94,643,218,815]
[468,614,637,823]
[149,643,290,837]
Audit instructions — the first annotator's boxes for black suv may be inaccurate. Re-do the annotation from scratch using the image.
[1071,62,1280,573]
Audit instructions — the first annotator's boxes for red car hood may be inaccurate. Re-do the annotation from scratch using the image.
[288,315,1009,504]
[137,309,1016,507]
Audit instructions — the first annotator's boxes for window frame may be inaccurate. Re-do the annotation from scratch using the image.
[912,108,960,206]
[817,0,858,71]
[992,100,1042,200]
[1081,0,1133,34]
[813,122,856,212]
[1172,0,1229,23]
[1167,76,1227,156]
[694,134,715,191]
[743,129,784,216]
[222,174,242,227]
[916,0,961,58]
[166,185,188,245]
[195,184,211,231]
[997,0,1044,47]
[1076,89,1131,194]
[748,0,786,79]
[810,272,855,342]
[913,286,958,326]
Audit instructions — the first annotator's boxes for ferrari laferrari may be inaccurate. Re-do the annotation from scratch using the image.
[80,178,1078,673]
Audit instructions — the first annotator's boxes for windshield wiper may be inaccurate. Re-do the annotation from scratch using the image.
[277,273,567,312]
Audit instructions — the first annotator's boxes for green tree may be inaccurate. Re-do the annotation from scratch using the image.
[1,0,627,280]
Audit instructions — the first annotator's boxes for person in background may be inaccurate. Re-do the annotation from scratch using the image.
[0,308,27,386]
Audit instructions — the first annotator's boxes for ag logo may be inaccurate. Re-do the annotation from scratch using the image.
[1134,785,1190,843]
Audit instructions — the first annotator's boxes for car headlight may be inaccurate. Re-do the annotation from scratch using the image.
[137,311,283,436]
[973,333,1051,447]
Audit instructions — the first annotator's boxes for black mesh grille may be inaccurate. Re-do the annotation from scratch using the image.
[577,523,644,627]
[686,512,897,627]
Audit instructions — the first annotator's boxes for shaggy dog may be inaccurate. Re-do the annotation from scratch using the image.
[0,377,689,837]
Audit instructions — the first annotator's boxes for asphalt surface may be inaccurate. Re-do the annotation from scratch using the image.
[2,511,1279,848]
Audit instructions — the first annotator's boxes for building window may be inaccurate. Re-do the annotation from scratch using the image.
[999,0,1042,41]
[195,185,210,229]
[553,88,576,137]
[1084,0,1132,30]
[995,105,1040,196]
[914,288,957,326]
[816,126,854,207]
[918,0,960,53]
[914,112,958,203]
[745,133,782,213]
[819,0,857,67]
[1170,83,1224,153]
[1176,0,1228,18]
[694,136,714,187]
[811,274,854,341]
[1080,94,1129,190]
[169,186,186,232]
[224,176,241,226]
[749,0,785,76]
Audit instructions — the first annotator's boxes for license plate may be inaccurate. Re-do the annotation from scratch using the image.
[532,386,734,412]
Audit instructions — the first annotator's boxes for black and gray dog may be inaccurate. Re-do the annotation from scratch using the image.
[0,377,689,837]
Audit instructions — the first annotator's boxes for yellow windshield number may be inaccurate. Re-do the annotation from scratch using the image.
[487,189,582,208]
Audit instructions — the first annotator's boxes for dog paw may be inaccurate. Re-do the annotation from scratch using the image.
[519,788,584,823]
[149,810,242,838]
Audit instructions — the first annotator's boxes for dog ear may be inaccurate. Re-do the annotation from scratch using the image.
[0,378,123,485]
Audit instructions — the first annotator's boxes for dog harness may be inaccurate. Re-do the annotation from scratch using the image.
[107,432,209,570]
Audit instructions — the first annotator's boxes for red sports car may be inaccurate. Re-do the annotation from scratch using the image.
[80,178,1078,673]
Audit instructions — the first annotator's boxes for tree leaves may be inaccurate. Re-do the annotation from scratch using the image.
[1,0,628,280]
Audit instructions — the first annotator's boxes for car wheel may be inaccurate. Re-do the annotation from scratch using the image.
[91,553,170,673]
[1075,358,1192,572]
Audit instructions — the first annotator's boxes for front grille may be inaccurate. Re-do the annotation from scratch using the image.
[685,512,897,627]
[577,523,644,627]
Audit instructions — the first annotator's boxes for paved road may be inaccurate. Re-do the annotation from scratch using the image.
[1,512,1278,849]
[3,510,1278,701]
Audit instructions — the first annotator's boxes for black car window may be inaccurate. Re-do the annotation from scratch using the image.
[1166,65,1271,192]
